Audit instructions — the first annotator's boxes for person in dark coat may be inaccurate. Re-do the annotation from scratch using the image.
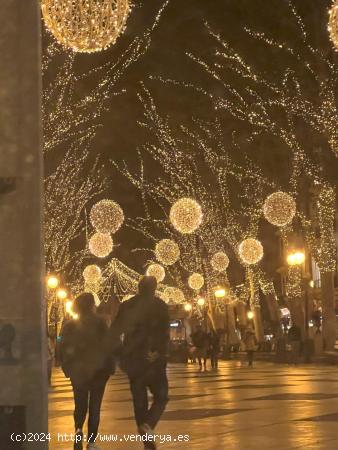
[111,276,170,450]
[288,324,302,365]
[60,293,113,450]
[191,326,209,370]
[209,330,220,369]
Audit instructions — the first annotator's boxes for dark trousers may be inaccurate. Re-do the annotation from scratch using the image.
[71,371,108,442]
[129,363,169,429]
[247,350,254,366]
[210,350,218,368]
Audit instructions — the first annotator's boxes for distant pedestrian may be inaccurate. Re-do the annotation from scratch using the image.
[111,276,170,450]
[243,327,257,367]
[47,332,55,387]
[288,324,302,365]
[191,325,209,370]
[209,330,220,369]
[60,293,113,450]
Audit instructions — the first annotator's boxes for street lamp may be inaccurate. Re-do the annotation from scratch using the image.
[47,275,59,289]
[197,297,205,307]
[184,303,192,312]
[57,289,67,300]
[287,249,311,360]
[214,288,226,299]
[247,310,254,320]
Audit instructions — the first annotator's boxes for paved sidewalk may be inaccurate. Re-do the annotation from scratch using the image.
[49,361,338,450]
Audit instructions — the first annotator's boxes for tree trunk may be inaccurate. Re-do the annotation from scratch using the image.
[321,271,336,351]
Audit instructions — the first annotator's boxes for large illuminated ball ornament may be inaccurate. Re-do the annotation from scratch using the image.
[90,199,124,234]
[169,198,202,234]
[155,239,180,266]
[238,238,264,265]
[89,233,113,258]
[329,1,338,50]
[263,191,296,227]
[83,265,102,283]
[41,0,130,53]
[211,252,230,272]
[188,273,204,290]
[146,263,165,283]
[163,287,185,304]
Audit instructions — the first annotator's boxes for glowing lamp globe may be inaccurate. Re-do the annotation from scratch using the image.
[41,0,130,53]
[89,232,113,258]
[184,303,192,312]
[263,191,296,227]
[197,297,205,307]
[247,310,254,320]
[238,238,263,265]
[57,288,67,300]
[146,263,165,283]
[163,287,185,304]
[211,252,229,272]
[188,273,204,290]
[83,264,102,283]
[90,199,124,234]
[329,1,338,50]
[155,239,180,266]
[47,275,59,289]
[169,198,202,234]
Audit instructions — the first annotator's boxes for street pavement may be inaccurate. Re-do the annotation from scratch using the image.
[49,361,338,450]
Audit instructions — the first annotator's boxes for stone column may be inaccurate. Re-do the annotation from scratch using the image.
[0,1,47,449]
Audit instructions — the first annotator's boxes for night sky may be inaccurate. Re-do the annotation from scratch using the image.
[44,0,338,285]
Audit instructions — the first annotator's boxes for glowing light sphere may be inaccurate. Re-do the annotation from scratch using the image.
[89,232,113,258]
[155,239,180,266]
[247,310,254,320]
[90,199,124,234]
[83,264,102,283]
[163,287,185,304]
[238,238,264,265]
[263,191,296,227]
[184,303,192,312]
[47,275,59,289]
[57,289,67,300]
[41,0,130,53]
[169,198,202,234]
[146,263,165,283]
[328,1,338,50]
[211,252,229,272]
[197,297,205,307]
[188,273,204,291]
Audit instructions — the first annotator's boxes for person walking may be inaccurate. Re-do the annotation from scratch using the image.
[209,330,220,369]
[191,325,209,370]
[243,327,257,367]
[60,293,113,450]
[111,276,170,450]
[288,323,302,365]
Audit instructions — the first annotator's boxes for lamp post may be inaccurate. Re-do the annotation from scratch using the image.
[287,249,312,362]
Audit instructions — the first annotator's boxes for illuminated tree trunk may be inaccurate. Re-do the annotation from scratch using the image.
[321,271,336,351]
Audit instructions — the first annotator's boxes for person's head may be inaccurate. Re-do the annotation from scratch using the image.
[73,293,95,317]
[138,276,157,297]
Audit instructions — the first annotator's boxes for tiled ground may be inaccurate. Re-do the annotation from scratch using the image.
[49,361,338,449]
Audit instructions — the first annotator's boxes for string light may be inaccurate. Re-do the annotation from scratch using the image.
[163,287,185,303]
[263,191,296,227]
[146,263,166,282]
[89,232,113,258]
[169,198,203,234]
[90,199,124,234]
[41,0,130,53]
[188,273,204,290]
[211,251,229,272]
[328,0,338,50]
[238,238,264,265]
[155,239,180,265]
[83,265,102,283]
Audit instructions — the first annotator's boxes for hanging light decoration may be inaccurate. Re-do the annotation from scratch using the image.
[169,198,202,234]
[328,0,338,50]
[155,239,180,266]
[83,264,102,283]
[263,191,296,227]
[89,232,113,258]
[211,251,230,272]
[41,0,131,53]
[146,263,165,283]
[238,238,264,265]
[188,272,204,290]
[163,287,185,304]
[90,199,124,234]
